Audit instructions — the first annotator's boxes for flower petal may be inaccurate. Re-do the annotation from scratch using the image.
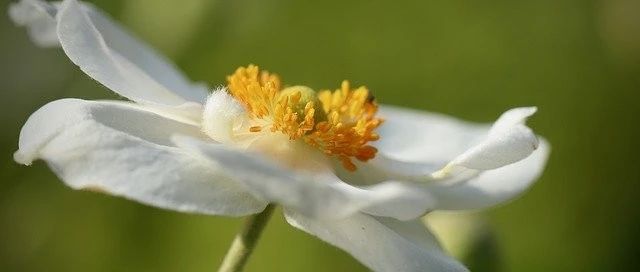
[375,105,487,165]
[284,210,468,272]
[445,107,539,171]
[378,106,540,175]
[15,98,266,216]
[173,136,434,220]
[426,138,550,210]
[349,105,549,210]
[10,0,208,105]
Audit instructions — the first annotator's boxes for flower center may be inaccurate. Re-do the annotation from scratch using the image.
[224,65,383,171]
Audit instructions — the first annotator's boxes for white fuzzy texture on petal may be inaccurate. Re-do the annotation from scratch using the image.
[10,0,209,106]
[201,89,245,144]
[15,98,266,216]
[285,210,468,272]
[173,136,434,220]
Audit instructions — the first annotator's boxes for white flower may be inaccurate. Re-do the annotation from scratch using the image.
[9,0,549,271]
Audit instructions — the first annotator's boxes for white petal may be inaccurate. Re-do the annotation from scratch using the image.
[447,107,539,170]
[15,98,266,216]
[333,153,440,186]
[285,210,468,272]
[173,136,434,220]
[377,105,539,172]
[10,0,208,105]
[356,105,549,210]
[426,138,550,210]
[376,105,542,175]
[345,139,549,211]
[376,105,487,164]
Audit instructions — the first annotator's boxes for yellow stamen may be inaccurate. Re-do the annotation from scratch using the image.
[226,65,280,118]
[225,65,383,171]
[307,80,383,170]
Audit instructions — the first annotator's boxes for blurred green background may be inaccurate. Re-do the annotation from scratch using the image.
[1,0,639,271]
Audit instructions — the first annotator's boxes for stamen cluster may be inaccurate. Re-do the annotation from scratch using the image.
[226,65,383,170]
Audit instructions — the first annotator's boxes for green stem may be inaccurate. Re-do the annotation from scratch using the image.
[217,204,275,272]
